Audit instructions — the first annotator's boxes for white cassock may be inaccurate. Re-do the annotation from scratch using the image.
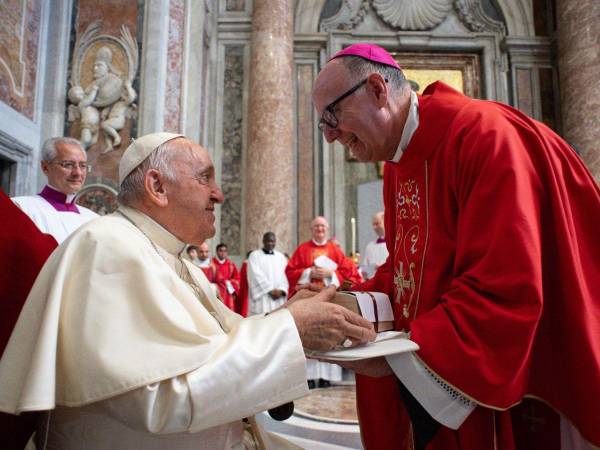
[12,188,98,243]
[247,249,289,315]
[360,239,388,279]
[0,205,308,450]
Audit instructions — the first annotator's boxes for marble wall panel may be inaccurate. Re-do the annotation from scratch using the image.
[0,0,41,120]
[515,68,534,117]
[164,0,185,133]
[226,0,245,12]
[296,64,315,244]
[220,45,244,254]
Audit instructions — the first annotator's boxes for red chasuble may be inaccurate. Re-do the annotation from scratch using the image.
[354,82,600,449]
[285,240,362,298]
[0,190,58,449]
[236,261,249,317]
[212,257,240,311]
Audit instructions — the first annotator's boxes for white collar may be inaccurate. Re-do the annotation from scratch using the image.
[311,239,327,246]
[389,90,419,163]
[48,184,77,203]
[117,205,186,257]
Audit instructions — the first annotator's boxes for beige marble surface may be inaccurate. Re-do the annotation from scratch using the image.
[557,0,600,183]
[244,0,295,254]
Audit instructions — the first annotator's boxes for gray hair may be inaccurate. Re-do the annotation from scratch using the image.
[118,137,189,206]
[41,137,85,161]
[340,56,408,93]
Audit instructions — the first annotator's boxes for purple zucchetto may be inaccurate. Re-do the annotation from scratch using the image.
[330,43,401,70]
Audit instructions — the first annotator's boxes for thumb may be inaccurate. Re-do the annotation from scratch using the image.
[310,285,337,303]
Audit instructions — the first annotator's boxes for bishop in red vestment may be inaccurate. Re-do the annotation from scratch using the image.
[312,43,600,450]
[212,243,240,311]
[0,190,58,449]
[286,216,361,298]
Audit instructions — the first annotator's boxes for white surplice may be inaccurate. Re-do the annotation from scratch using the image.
[0,205,308,449]
[360,240,388,279]
[247,249,289,315]
[12,193,98,243]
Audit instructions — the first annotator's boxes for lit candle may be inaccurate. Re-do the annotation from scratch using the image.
[350,217,356,256]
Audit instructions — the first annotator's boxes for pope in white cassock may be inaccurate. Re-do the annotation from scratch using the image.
[12,137,98,243]
[247,232,289,315]
[0,133,376,450]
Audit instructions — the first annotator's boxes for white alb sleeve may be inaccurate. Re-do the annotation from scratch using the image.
[386,352,475,430]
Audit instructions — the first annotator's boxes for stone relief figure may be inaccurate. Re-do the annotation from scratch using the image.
[67,21,138,153]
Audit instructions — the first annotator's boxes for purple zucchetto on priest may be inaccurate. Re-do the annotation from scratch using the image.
[11,136,98,243]
[330,43,401,70]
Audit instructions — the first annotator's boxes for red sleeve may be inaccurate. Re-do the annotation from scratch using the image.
[411,105,544,406]
[285,245,308,296]
[228,261,240,293]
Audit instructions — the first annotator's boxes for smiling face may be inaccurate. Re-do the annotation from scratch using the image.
[311,217,329,243]
[41,141,87,195]
[263,233,276,252]
[161,141,224,245]
[312,59,397,162]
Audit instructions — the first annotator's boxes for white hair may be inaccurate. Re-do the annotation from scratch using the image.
[117,137,189,206]
[41,137,85,161]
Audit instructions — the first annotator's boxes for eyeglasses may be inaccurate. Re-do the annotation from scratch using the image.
[53,160,92,173]
[318,79,368,131]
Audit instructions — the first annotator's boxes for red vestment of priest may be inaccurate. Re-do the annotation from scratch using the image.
[237,261,249,317]
[212,257,240,311]
[286,240,361,298]
[0,190,58,449]
[353,82,600,449]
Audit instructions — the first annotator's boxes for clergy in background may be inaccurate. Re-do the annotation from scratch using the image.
[12,137,98,243]
[360,211,388,279]
[247,232,289,315]
[0,132,376,449]
[212,243,240,311]
[286,216,362,388]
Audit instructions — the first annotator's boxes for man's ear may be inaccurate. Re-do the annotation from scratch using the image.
[41,160,50,176]
[366,73,388,108]
[144,169,168,207]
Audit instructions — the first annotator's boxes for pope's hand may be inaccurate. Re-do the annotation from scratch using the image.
[286,286,376,352]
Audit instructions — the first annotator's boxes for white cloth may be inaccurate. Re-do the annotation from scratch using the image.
[360,240,388,279]
[247,249,289,315]
[12,194,98,243]
[0,205,309,449]
[389,90,419,163]
[306,359,342,383]
[386,352,475,430]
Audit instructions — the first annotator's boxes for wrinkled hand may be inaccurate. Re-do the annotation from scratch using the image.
[311,267,333,279]
[287,286,376,352]
[325,357,393,378]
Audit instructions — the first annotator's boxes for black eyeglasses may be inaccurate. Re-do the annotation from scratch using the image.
[318,79,368,131]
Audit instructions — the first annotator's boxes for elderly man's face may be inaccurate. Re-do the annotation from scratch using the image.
[311,217,329,242]
[163,142,224,245]
[41,142,88,195]
[312,60,393,162]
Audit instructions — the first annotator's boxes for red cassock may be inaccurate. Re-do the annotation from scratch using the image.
[212,257,240,311]
[353,82,600,449]
[285,240,362,298]
[0,190,58,449]
[236,261,249,317]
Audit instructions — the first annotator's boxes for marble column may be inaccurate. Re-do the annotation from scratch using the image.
[556,0,600,182]
[244,0,295,254]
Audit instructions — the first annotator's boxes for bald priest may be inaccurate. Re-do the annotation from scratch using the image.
[0,133,376,450]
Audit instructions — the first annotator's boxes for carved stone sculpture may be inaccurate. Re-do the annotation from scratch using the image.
[67,21,138,153]
[372,0,453,30]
